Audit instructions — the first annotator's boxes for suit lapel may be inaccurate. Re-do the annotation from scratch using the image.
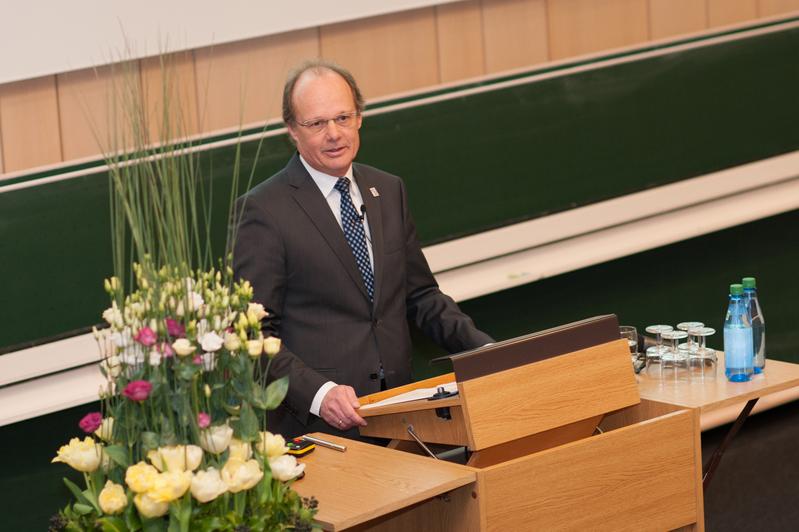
[354,165,384,311]
[287,155,371,303]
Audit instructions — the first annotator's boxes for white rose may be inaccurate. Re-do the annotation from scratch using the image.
[201,352,216,371]
[199,425,233,454]
[269,454,305,482]
[191,467,228,503]
[172,338,196,357]
[200,331,224,352]
[148,350,162,366]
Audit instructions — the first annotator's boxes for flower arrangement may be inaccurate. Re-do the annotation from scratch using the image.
[49,55,317,531]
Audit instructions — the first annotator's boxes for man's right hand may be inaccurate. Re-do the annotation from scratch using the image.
[319,385,367,430]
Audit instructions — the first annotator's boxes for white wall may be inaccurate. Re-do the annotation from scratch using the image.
[0,0,461,84]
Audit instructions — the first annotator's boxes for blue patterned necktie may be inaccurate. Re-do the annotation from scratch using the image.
[334,178,374,301]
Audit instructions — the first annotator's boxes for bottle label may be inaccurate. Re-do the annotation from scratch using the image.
[724,327,754,369]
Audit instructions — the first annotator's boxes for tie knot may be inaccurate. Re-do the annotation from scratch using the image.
[334,178,350,194]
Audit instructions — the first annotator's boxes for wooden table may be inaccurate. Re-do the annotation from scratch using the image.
[291,433,476,531]
[635,355,799,488]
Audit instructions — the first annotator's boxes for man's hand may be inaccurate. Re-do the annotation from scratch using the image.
[319,385,367,430]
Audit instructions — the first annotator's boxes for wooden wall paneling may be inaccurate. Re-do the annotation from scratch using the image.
[194,28,319,132]
[759,0,799,16]
[547,0,650,60]
[480,0,549,74]
[0,76,63,172]
[649,0,708,39]
[707,0,759,26]
[140,52,200,143]
[58,64,141,161]
[435,0,486,82]
[320,8,440,100]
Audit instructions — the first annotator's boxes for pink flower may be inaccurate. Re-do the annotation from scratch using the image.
[133,326,157,347]
[78,412,103,433]
[123,380,153,402]
[197,412,211,429]
[158,342,175,358]
[165,318,185,338]
[192,355,203,366]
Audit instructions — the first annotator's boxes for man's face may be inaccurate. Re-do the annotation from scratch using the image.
[287,70,362,177]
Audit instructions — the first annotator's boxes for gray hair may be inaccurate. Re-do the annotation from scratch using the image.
[282,59,365,126]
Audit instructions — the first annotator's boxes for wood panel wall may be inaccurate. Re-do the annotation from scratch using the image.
[1,0,796,176]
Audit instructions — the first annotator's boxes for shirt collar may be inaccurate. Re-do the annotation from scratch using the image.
[299,155,354,198]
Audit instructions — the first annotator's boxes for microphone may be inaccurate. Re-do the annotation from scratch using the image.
[359,204,372,244]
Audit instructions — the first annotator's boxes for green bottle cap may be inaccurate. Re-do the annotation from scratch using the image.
[730,283,744,296]
[742,277,757,289]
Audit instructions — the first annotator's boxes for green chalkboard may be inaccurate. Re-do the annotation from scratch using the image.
[1,24,798,350]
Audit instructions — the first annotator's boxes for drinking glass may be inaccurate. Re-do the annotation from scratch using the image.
[645,324,673,360]
[661,329,688,378]
[677,321,704,355]
[619,326,639,363]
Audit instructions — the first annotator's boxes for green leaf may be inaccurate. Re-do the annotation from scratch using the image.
[99,516,129,532]
[263,376,289,410]
[250,386,268,410]
[141,516,168,532]
[160,414,177,446]
[233,401,259,441]
[105,445,130,468]
[63,477,90,505]
[73,503,94,515]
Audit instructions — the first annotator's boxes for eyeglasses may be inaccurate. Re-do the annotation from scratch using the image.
[295,112,359,133]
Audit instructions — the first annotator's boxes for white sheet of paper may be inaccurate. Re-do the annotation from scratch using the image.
[359,381,457,410]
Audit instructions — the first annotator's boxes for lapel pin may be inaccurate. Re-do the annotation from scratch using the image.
[370,187,379,197]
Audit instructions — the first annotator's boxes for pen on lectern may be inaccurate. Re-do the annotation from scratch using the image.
[301,435,347,452]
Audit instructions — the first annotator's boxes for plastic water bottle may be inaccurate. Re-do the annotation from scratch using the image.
[724,283,754,382]
[742,276,766,373]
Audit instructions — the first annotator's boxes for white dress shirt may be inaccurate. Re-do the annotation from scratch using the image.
[299,155,374,416]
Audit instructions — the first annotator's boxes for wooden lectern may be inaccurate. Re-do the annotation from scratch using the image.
[357,316,704,531]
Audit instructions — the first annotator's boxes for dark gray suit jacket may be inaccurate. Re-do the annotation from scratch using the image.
[233,154,492,438]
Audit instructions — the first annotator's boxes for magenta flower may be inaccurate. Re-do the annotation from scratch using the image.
[78,412,103,433]
[197,412,211,429]
[192,355,203,366]
[123,380,153,402]
[165,318,185,338]
[133,326,157,347]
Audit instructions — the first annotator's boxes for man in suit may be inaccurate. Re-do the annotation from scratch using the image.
[233,60,492,439]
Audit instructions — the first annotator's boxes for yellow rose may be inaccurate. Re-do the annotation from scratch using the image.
[223,332,241,352]
[255,431,287,458]
[172,338,196,357]
[133,492,169,518]
[98,480,127,515]
[246,338,263,358]
[94,417,115,442]
[125,461,160,493]
[51,437,103,472]
[221,458,263,493]
[264,336,281,358]
[228,438,253,461]
[147,470,192,503]
[247,303,268,321]
[147,445,203,473]
[269,454,306,482]
[191,467,228,503]
[199,424,233,454]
